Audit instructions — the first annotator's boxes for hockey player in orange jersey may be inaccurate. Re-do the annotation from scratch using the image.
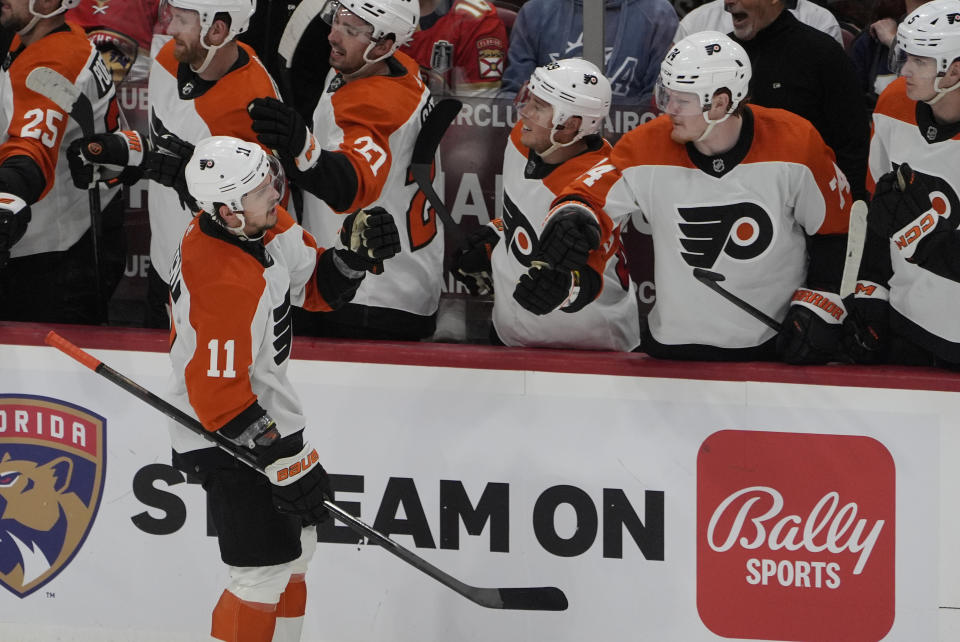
[843,0,960,368]
[66,0,284,329]
[169,135,400,642]
[452,58,640,350]
[0,0,124,324]
[248,0,442,340]
[543,31,853,363]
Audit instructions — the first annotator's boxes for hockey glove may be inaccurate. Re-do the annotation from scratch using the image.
[220,415,332,526]
[335,206,401,274]
[539,203,600,271]
[66,130,147,189]
[867,163,934,239]
[513,261,574,315]
[776,288,846,364]
[143,132,198,213]
[452,222,500,295]
[248,97,320,171]
[0,194,31,269]
[840,282,889,364]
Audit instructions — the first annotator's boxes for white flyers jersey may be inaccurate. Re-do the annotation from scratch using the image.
[870,77,960,351]
[300,53,443,316]
[166,209,336,454]
[0,25,120,257]
[147,40,280,282]
[562,106,851,350]
[493,123,639,351]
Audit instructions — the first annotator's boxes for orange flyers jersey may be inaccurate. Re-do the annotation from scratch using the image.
[493,123,639,351]
[166,208,333,454]
[147,40,280,283]
[562,105,851,350]
[0,24,120,258]
[301,53,443,316]
[870,77,960,349]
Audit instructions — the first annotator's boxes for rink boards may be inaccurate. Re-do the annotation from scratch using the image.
[0,325,958,641]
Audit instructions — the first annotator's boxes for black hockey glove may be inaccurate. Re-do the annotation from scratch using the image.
[335,206,401,274]
[840,282,889,364]
[66,130,147,189]
[221,415,332,526]
[539,204,600,271]
[513,262,573,315]
[143,132,198,212]
[0,194,31,269]
[776,289,846,364]
[452,222,500,295]
[248,97,320,171]
[867,163,934,239]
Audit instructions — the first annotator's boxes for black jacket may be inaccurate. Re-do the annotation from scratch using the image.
[733,10,870,201]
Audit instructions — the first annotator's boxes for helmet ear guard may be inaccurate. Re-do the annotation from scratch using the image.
[658,31,751,116]
[891,0,960,102]
[515,57,612,148]
[320,0,419,63]
[185,136,283,225]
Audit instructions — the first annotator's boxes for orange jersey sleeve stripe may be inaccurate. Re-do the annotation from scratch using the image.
[180,225,265,431]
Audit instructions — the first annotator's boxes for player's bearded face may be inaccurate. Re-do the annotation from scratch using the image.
[166,7,204,66]
[327,7,375,74]
[0,0,30,31]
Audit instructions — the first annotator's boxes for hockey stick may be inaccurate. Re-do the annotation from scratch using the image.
[25,66,105,323]
[410,98,464,243]
[692,267,783,332]
[839,200,869,298]
[44,330,568,612]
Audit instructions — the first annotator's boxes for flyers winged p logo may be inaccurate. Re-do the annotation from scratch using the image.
[677,202,774,268]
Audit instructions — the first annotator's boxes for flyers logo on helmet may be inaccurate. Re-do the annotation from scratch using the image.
[0,395,106,598]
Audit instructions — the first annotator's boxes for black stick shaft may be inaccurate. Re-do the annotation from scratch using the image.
[44,331,568,611]
[693,268,782,332]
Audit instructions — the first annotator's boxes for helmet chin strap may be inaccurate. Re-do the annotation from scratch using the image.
[222,211,265,242]
[540,126,581,161]
[18,0,68,36]
[696,109,734,143]
[192,29,234,75]
[925,75,960,105]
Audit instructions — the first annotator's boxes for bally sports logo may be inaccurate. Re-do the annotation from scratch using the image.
[697,430,895,641]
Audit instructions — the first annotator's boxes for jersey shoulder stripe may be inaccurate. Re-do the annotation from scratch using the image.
[155,38,178,76]
[873,77,915,125]
[329,52,426,133]
[193,43,280,142]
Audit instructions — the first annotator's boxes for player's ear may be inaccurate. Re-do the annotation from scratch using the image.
[204,17,231,47]
[556,116,582,144]
[371,36,395,59]
[945,58,960,87]
[709,89,731,118]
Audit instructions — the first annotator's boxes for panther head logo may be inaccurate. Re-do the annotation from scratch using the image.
[0,395,106,598]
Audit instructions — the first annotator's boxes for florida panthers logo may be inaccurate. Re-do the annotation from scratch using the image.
[677,202,774,268]
[0,395,105,598]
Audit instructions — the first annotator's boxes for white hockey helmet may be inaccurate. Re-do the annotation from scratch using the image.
[516,58,612,143]
[162,0,256,40]
[320,0,419,61]
[186,136,283,219]
[892,0,960,101]
[657,31,751,116]
[19,0,81,35]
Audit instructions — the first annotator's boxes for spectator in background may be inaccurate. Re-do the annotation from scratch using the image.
[452,58,640,350]
[727,0,870,201]
[674,0,842,46]
[66,0,161,84]
[0,0,124,325]
[402,0,508,96]
[498,0,678,107]
[850,0,932,111]
[843,0,960,369]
